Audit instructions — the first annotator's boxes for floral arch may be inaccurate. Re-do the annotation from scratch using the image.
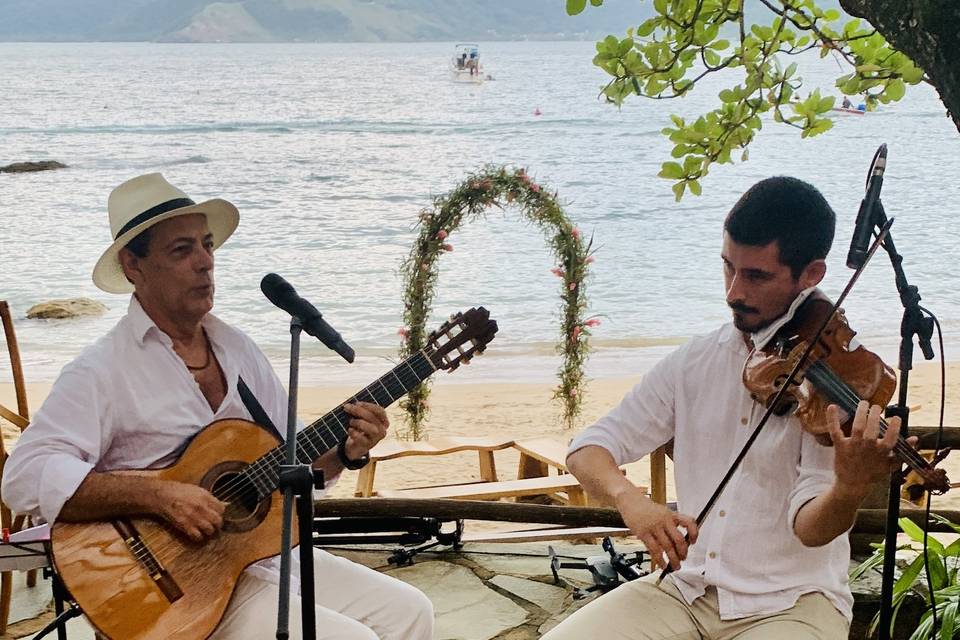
[398,166,598,439]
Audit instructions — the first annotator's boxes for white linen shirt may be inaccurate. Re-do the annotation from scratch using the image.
[2,296,337,584]
[568,322,853,621]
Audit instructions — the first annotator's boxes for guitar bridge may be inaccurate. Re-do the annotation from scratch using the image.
[113,519,184,603]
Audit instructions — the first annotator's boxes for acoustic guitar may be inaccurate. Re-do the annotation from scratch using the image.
[50,307,498,640]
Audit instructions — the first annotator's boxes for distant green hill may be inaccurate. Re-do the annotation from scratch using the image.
[0,0,655,42]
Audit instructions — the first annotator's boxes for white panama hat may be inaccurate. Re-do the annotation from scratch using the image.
[92,173,239,294]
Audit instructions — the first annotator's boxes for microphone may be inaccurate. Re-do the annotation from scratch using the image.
[846,144,888,270]
[260,273,355,363]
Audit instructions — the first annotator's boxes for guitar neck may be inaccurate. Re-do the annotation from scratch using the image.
[298,350,437,455]
[248,350,437,493]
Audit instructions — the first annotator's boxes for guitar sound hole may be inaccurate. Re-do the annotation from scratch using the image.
[213,473,260,520]
[201,462,273,533]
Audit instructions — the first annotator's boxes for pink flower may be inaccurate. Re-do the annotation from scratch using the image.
[585,318,601,327]
[569,282,577,291]
[397,327,409,338]
[585,256,595,264]
[551,267,565,277]
[530,183,541,193]
[571,326,582,341]
[569,388,579,397]
[442,243,454,252]
[436,230,448,240]
[571,228,581,240]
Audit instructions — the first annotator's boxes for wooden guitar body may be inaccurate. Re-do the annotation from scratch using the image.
[51,419,294,640]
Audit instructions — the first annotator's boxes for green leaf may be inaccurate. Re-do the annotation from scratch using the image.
[688,179,702,196]
[719,88,737,103]
[566,0,587,15]
[941,600,957,640]
[885,78,906,101]
[637,18,657,37]
[590,0,603,5]
[901,64,924,84]
[893,555,926,593]
[659,161,684,179]
[671,181,686,201]
[654,0,668,15]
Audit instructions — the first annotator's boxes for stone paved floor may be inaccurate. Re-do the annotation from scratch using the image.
[0,539,915,639]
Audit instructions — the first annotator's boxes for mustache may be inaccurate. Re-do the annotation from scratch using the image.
[728,301,759,314]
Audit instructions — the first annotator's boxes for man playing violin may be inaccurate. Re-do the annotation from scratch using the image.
[544,176,908,640]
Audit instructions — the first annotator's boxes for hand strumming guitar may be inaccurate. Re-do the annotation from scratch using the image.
[155,480,225,543]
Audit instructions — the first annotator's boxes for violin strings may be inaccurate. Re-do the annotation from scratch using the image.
[807,360,932,470]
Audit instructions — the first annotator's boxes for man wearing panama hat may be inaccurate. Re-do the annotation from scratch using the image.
[3,173,434,639]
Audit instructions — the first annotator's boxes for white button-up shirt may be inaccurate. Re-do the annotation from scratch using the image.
[2,296,335,584]
[569,322,853,621]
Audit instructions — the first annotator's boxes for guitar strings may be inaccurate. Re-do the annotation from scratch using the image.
[209,351,433,508]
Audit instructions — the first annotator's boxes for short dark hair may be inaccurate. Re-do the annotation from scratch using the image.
[123,227,154,258]
[724,176,836,278]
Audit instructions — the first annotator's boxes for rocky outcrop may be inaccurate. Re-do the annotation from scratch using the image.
[26,298,107,319]
[0,161,67,173]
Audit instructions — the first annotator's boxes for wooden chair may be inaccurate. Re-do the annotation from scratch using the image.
[354,436,516,497]
[0,301,37,634]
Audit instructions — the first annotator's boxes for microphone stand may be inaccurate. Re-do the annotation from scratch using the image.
[276,317,323,640]
[872,200,936,640]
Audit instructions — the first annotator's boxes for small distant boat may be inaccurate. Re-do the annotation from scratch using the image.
[832,106,867,115]
[451,43,485,84]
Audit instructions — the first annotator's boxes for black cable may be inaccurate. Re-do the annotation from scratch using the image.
[918,306,946,637]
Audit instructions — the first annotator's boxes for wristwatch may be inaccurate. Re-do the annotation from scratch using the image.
[336,440,370,470]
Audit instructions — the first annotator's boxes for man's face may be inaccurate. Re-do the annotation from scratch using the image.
[123,213,215,324]
[721,232,823,333]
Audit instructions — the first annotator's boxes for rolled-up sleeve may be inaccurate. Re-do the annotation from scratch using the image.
[787,429,836,530]
[568,349,679,465]
[2,363,107,523]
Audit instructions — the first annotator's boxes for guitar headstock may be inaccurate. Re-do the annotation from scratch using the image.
[426,307,498,371]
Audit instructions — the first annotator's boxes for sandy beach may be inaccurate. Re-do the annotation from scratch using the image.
[3,359,959,512]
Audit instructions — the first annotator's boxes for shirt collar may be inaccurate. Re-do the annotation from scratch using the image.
[126,295,227,347]
[750,286,818,351]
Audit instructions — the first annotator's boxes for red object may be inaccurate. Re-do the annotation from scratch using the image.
[2,528,9,544]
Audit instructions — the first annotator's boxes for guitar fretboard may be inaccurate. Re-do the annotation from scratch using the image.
[241,350,437,498]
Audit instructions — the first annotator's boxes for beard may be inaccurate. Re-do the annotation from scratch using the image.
[729,301,770,333]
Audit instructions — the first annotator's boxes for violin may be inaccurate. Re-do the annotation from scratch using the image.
[742,290,950,494]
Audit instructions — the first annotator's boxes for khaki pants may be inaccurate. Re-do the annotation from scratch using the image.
[542,577,848,640]
[209,548,434,639]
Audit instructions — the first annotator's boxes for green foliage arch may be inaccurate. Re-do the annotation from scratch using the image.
[398,166,597,440]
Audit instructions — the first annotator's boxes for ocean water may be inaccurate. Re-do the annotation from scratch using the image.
[1,41,958,386]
